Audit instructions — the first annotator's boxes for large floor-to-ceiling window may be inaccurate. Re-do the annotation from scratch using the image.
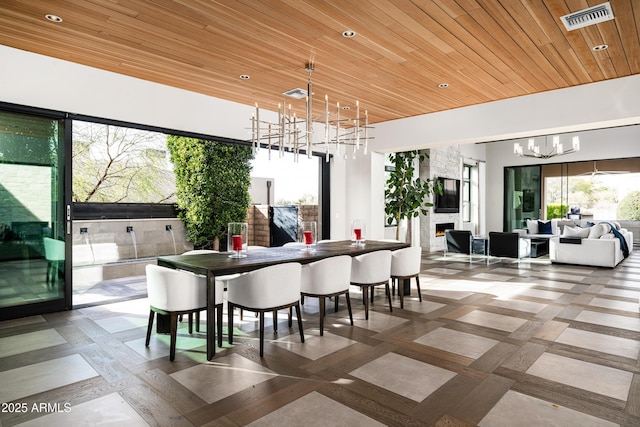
[1,104,330,318]
[504,158,640,233]
[542,158,640,220]
[71,119,178,307]
[462,161,481,231]
[0,107,68,320]
[71,119,324,307]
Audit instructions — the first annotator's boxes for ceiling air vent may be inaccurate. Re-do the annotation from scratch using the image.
[560,2,614,31]
[283,88,307,99]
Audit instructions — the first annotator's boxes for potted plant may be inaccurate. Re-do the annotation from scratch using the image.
[385,150,442,242]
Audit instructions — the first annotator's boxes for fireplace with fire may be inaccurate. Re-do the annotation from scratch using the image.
[435,222,455,237]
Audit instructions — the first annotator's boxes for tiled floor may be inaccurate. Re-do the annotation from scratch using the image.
[0,250,639,426]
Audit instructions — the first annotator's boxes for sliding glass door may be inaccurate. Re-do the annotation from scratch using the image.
[503,165,541,232]
[0,107,69,320]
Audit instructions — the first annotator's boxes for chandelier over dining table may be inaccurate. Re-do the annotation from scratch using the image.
[250,63,374,162]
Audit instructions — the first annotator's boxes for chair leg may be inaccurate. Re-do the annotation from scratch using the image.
[188,313,193,334]
[196,311,201,332]
[259,311,265,357]
[319,296,325,336]
[334,295,339,312]
[370,286,374,303]
[145,310,155,346]
[273,310,278,333]
[228,302,234,344]
[345,292,354,325]
[416,276,422,302]
[169,313,178,361]
[363,286,370,320]
[385,282,393,312]
[217,304,223,348]
[399,279,404,309]
[288,307,293,328]
[294,302,304,343]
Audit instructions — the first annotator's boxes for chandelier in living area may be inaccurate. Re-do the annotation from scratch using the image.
[249,62,373,162]
[514,135,580,159]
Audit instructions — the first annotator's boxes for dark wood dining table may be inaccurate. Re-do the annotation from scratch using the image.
[157,239,409,360]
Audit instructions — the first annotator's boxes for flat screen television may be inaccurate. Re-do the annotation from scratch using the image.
[434,177,460,213]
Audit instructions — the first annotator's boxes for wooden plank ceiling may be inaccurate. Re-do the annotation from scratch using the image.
[0,0,639,125]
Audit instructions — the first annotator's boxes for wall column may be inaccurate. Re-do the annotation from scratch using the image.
[419,146,462,252]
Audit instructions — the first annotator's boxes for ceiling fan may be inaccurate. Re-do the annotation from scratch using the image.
[578,161,629,177]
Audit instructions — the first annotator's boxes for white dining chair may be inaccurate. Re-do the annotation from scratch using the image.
[390,246,423,309]
[301,255,353,335]
[350,250,392,320]
[226,262,303,357]
[145,264,223,361]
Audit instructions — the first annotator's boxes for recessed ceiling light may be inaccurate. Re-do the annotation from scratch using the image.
[342,30,356,38]
[342,106,351,110]
[438,83,449,88]
[45,14,63,23]
[239,74,250,80]
[592,44,608,51]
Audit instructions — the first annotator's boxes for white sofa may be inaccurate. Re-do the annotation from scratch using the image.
[518,218,583,238]
[548,222,633,268]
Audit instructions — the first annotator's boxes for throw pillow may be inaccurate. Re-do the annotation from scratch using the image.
[563,226,590,238]
[526,219,538,235]
[613,221,621,230]
[600,234,614,239]
[588,223,611,239]
[538,220,552,234]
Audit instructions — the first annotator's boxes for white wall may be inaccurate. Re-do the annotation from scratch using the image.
[329,154,347,239]
[370,152,387,240]
[339,150,386,240]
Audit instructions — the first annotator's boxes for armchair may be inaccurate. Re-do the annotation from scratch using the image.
[444,230,486,261]
[488,232,531,261]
